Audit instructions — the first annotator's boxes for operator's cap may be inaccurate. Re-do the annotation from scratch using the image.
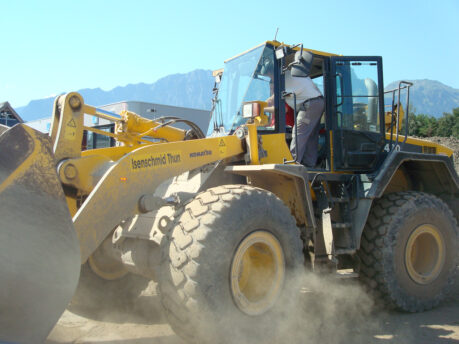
[291,50,313,77]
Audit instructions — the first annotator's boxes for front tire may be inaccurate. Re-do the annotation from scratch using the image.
[159,185,304,343]
[358,192,458,312]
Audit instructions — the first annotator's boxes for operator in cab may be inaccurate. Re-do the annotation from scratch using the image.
[265,50,324,167]
[286,50,324,167]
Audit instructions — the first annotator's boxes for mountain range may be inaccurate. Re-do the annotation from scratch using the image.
[384,79,459,117]
[16,69,215,121]
[14,70,459,122]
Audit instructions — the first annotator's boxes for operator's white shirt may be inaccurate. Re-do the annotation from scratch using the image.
[284,70,322,108]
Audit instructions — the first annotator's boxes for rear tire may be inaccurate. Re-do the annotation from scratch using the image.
[358,192,458,312]
[159,185,304,343]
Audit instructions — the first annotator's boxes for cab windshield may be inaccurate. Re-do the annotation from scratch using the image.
[207,44,274,136]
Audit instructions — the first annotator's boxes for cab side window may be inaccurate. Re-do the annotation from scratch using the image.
[336,61,380,133]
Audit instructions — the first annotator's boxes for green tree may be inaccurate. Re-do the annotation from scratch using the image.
[413,114,438,137]
[399,107,458,138]
[406,112,419,136]
[437,112,455,137]
[451,107,459,138]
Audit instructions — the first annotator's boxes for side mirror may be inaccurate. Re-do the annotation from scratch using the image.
[212,69,223,83]
[291,50,313,77]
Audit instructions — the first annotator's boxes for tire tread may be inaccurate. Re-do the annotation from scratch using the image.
[358,191,458,312]
[159,184,303,342]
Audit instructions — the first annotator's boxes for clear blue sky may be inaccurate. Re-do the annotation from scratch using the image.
[1,0,458,107]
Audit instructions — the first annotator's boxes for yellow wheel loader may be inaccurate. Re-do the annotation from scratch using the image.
[1,41,458,343]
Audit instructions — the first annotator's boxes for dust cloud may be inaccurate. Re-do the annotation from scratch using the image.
[269,271,388,344]
[68,264,159,323]
[55,268,423,344]
[167,270,415,344]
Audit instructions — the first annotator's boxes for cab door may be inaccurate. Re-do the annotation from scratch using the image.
[329,57,385,171]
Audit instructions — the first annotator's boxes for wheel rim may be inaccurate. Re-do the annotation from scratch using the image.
[88,235,128,280]
[230,231,285,316]
[405,224,446,285]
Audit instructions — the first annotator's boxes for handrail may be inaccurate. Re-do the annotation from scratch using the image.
[397,81,413,148]
[384,81,413,152]
[383,85,410,94]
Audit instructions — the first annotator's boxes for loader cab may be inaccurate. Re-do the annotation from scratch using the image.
[276,46,386,172]
[208,42,386,173]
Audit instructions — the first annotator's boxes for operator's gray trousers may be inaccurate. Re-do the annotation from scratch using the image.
[290,96,325,167]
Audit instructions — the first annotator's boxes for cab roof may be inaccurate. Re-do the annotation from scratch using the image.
[225,41,339,63]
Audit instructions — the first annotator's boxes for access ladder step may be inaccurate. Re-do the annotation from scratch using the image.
[332,222,352,229]
[336,269,359,279]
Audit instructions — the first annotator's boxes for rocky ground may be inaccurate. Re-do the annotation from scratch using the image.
[424,136,459,172]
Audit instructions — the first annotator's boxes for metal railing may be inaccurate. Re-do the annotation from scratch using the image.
[384,81,413,151]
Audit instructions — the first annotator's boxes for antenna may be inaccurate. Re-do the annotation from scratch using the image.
[274,28,279,41]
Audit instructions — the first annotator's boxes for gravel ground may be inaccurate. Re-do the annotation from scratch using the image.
[46,275,459,344]
[423,136,459,172]
[46,136,459,344]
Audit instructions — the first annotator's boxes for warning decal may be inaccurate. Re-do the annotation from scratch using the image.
[65,118,77,140]
[219,139,227,154]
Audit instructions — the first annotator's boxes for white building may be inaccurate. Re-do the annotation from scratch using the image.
[26,100,211,149]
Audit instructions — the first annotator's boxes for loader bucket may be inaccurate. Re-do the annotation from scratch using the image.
[0,124,80,343]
